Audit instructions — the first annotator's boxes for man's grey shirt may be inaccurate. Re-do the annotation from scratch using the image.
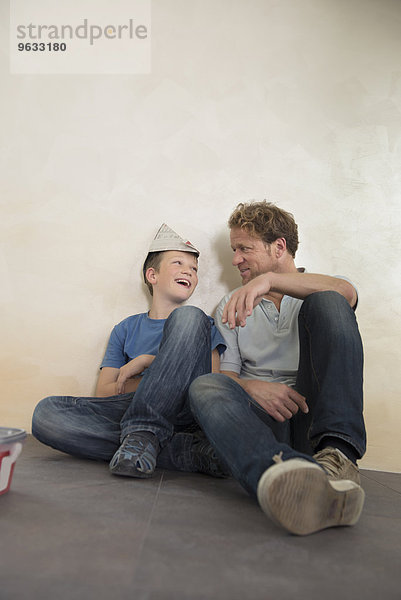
[215,273,355,388]
[215,291,302,387]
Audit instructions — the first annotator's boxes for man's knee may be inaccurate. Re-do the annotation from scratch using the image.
[302,290,349,313]
[300,291,356,329]
[189,373,234,416]
[189,374,215,409]
[299,291,361,354]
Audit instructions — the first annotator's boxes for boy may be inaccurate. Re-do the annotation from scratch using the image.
[32,224,227,479]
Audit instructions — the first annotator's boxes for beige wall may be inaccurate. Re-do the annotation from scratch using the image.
[1,0,400,472]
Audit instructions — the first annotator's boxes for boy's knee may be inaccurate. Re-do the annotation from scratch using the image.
[32,397,49,422]
[169,305,209,326]
[32,397,60,437]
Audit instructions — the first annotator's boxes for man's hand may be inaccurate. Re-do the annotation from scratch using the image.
[222,274,272,329]
[116,354,155,394]
[241,379,308,423]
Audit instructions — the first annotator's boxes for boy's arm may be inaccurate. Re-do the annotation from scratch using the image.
[96,354,155,397]
[95,367,142,397]
[115,355,155,393]
[211,349,220,373]
[117,350,219,386]
[98,345,219,397]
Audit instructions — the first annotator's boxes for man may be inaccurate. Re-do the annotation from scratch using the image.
[189,201,366,535]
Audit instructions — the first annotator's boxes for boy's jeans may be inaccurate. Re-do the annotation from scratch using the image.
[189,291,366,497]
[32,306,212,472]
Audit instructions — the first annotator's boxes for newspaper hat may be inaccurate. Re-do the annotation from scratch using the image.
[148,223,199,255]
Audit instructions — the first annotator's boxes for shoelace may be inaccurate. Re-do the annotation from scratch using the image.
[314,449,345,477]
[119,435,158,472]
[272,451,284,464]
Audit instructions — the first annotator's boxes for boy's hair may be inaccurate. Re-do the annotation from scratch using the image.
[143,251,165,296]
[228,200,299,258]
[142,250,199,296]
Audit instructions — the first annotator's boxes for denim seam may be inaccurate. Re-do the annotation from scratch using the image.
[301,315,321,394]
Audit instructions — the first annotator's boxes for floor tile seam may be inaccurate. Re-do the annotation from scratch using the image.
[361,468,401,476]
[130,470,165,585]
[361,473,401,496]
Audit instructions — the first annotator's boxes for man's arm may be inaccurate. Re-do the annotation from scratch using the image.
[221,370,308,423]
[215,293,308,422]
[223,272,357,329]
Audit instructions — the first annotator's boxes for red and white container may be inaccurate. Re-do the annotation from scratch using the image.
[0,427,26,495]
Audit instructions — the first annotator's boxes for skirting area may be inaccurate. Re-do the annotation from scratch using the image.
[1,436,400,600]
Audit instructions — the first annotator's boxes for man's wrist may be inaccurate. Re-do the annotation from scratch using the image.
[265,271,276,292]
[240,378,256,393]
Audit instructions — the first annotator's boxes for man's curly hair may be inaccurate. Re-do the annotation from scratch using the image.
[228,200,299,258]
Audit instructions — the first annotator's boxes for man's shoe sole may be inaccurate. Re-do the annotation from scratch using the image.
[257,459,365,536]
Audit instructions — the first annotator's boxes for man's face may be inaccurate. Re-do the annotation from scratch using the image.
[230,227,278,285]
[152,251,198,301]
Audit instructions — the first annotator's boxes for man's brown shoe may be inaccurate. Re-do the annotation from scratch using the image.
[313,447,361,485]
[257,458,365,536]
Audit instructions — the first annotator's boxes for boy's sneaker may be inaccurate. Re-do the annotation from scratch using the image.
[109,432,160,478]
[191,431,230,478]
[257,457,365,536]
[313,447,361,485]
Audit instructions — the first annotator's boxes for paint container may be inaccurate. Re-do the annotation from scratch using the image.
[0,427,26,495]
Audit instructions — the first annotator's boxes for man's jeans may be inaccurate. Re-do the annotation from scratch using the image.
[189,291,366,497]
[32,306,212,472]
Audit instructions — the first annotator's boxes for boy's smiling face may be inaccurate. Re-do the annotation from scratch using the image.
[147,250,199,303]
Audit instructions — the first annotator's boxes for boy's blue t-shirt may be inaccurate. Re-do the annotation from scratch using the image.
[100,312,226,369]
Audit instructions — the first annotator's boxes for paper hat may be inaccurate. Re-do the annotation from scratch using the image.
[148,223,199,255]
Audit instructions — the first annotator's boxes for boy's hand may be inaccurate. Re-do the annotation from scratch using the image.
[116,355,155,394]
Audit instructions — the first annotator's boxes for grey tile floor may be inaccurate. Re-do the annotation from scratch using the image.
[1,436,400,600]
